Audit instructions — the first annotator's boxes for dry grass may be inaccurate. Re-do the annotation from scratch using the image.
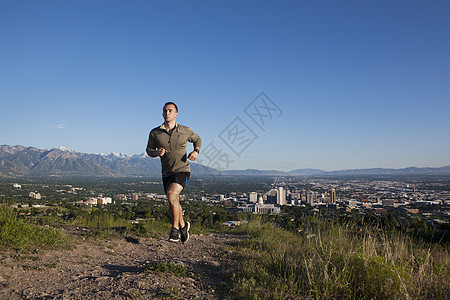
[227,217,449,299]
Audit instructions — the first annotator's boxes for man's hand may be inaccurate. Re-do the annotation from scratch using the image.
[156,148,167,157]
[188,150,198,161]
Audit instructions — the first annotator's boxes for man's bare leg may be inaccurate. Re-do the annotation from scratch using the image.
[167,182,185,229]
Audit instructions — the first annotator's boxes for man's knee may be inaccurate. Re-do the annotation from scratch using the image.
[167,183,183,203]
[167,190,180,204]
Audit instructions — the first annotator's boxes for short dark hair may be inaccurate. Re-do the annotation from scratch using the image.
[163,102,178,113]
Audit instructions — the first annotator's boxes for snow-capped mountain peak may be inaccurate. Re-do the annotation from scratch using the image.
[58,146,76,153]
[109,152,130,158]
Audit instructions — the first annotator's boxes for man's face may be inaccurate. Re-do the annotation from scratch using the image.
[163,104,178,122]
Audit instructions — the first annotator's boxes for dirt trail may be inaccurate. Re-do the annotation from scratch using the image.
[0,232,243,299]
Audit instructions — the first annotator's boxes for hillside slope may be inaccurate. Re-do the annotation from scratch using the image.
[0,231,241,299]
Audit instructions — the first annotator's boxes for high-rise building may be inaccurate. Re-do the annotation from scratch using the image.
[306,191,315,205]
[277,187,286,205]
[267,189,278,204]
[270,189,278,197]
[331,188,336,203]
[250,192,258,203]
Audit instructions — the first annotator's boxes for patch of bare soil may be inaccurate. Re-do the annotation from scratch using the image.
[0,232,243,299]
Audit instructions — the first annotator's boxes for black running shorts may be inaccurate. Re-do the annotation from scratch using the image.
[162,172,190,194]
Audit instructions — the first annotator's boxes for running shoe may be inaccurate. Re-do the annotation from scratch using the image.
[168,227,180,242]
[180,221,190,244]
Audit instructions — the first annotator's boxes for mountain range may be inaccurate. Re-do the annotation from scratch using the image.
[1,145,449,178]
[0,145,216,178]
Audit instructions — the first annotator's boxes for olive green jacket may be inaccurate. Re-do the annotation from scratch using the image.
[146,123,202,177]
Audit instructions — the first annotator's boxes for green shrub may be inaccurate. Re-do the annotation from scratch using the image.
[71,208,129,229]
[0,206,68,250]
[130,219,171,238]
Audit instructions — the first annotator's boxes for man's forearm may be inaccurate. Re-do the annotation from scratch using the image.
[147,149,159,157]
[193,137,202,151]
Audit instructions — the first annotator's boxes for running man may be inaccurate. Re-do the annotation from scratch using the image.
[146,102,201,243]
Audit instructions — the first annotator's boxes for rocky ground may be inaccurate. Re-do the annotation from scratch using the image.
[0,231,243,299]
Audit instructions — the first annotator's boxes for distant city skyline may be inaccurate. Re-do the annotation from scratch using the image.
[1,1,449,171]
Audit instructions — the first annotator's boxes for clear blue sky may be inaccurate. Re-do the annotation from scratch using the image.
[1,0,449,171]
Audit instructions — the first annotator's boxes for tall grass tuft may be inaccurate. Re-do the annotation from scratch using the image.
[0,206,68,250]
[228,217,449,299]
